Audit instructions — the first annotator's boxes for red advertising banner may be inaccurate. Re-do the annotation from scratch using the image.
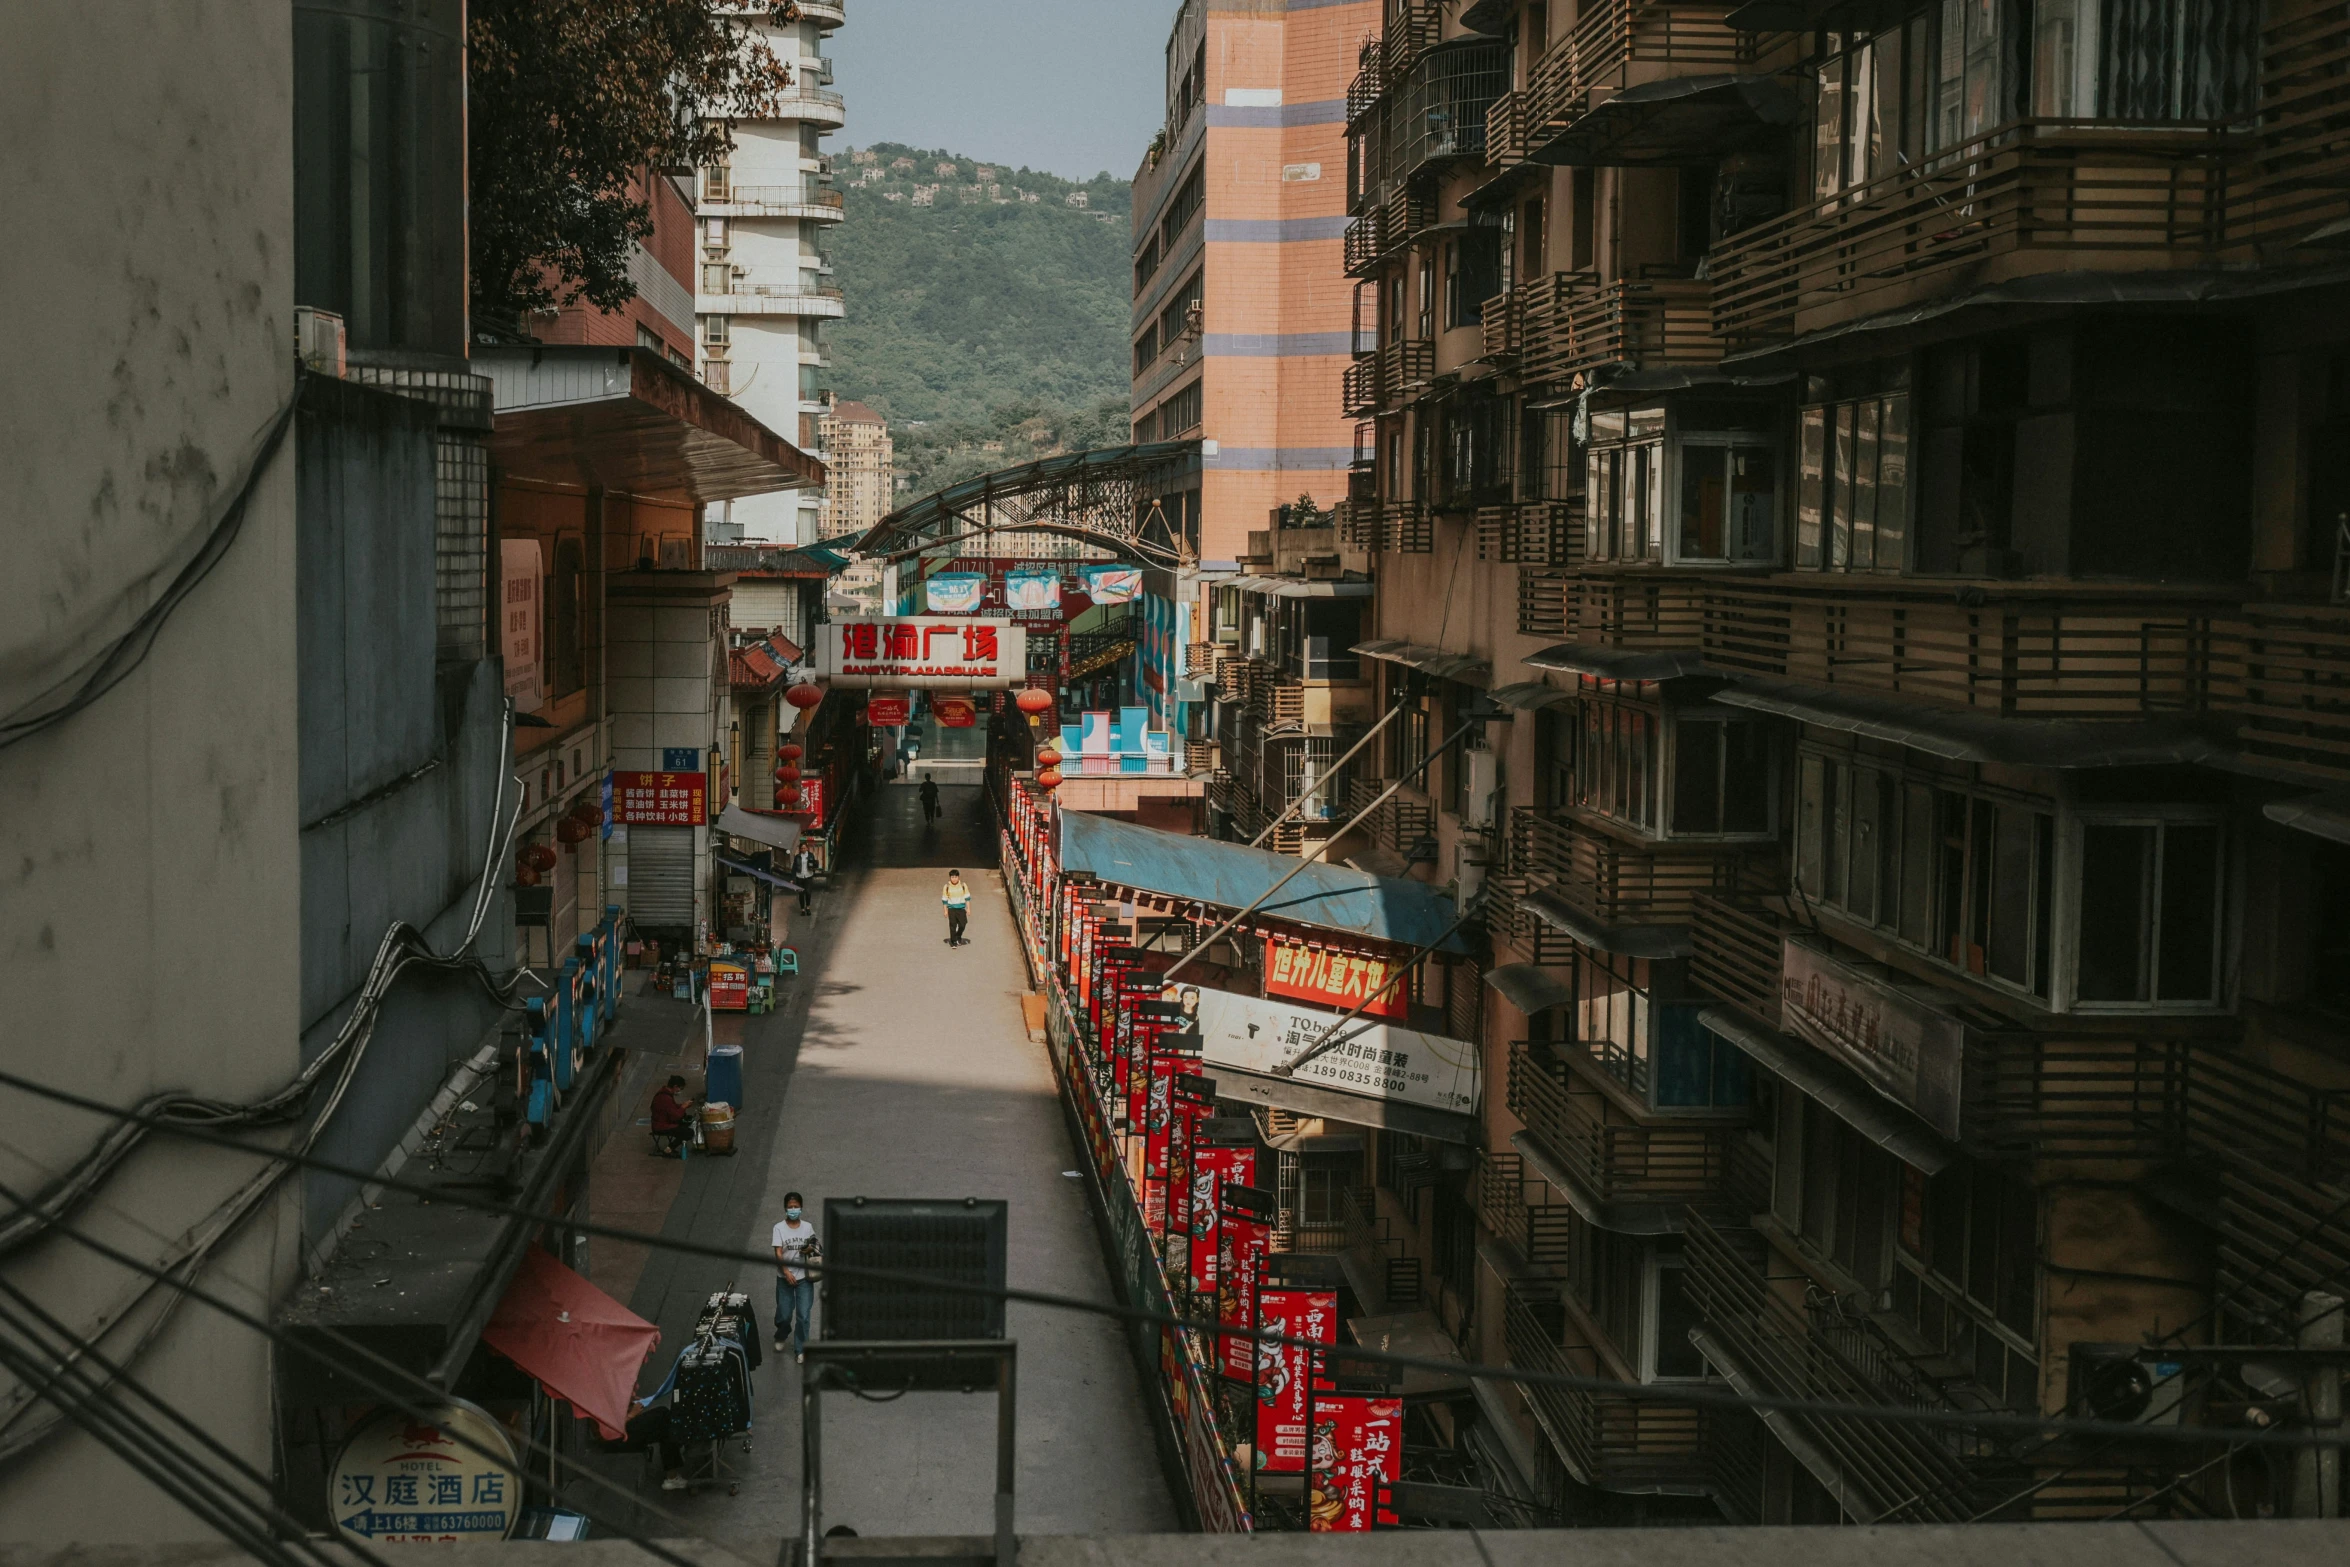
[864,695,911,726]
[933,695,977,727]
[1264,935,1411,1020]
[1309,1395,1403,1530]
[791,774,828,828]
[1216,1186,1274,1381]
[1168,1073,1216,1235]
[610,771,707,826]
[1254,1287,1338,1473]
[1187,1144,1256,1300]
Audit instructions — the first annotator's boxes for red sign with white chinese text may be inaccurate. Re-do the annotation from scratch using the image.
[1187,1144,1256,1300]
[1255,1287,1338,1473]
[611,771,707,826]
[1264,936,1411,1020]
[933,696,977,727]
[787,775,827,829]
[1310,1395,1403,1530]
[864,695,911,726]
[1217,1186,1274,1381]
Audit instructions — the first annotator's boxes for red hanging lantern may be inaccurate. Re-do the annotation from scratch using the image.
[775,762,802,783]
[776,788,802,809]
[514,864,542,887]
[1034,767,1063,790]
[567,797,603,826]
[555,816,591,845]
[1015,687,1055,715]
[785,683,824,710]
[521,844,558,874]
[1035,746,1061,769]
[779,743,804,762]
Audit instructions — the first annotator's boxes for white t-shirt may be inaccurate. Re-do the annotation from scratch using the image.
[772,1217,817,1280]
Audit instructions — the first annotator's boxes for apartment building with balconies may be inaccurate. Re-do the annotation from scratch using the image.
[1133,0,1386,849]
[1335,0,2350,1528]
[697,0,849,546]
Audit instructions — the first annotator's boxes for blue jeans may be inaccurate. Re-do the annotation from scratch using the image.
[775,1275,815,1352]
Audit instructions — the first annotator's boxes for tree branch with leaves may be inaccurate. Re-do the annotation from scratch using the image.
[468,0,799,333]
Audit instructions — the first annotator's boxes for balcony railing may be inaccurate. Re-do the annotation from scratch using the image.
[1683,1213,2022,1523]
[1509,808,1758,928]
[1509,1042,1736,1205]
[1497,0,1754,169]
[1478,1149,1577,1269]
[718,183,845,213]
[1474,500,1581,566]
[1689,893,1785,1029]
[1708,120,2239,344]
[1344,777,1434,856]
[1521,271,1719,387]
[1520,569,1571,639]
[2209,602,2350,784]
[1341,356,1383,418]
[1380,1,1442,77]
[1347,38,1388,123]
[2241,0,2350,248]
[1486,876,1582,966]
[1504,1283,1715,1495]
[1703,579,2228,719]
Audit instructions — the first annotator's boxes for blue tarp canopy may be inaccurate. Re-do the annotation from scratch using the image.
[1057,810,1469,954]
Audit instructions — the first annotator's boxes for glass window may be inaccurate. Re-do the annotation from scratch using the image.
[2076,818,2224,1004]
[1651,1250,1707,1380]
[1670,715,1772,837]
[1799,393,1910,573]
[1656,1011,1753,1108]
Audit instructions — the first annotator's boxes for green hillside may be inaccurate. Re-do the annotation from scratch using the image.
[824,142,1135,500]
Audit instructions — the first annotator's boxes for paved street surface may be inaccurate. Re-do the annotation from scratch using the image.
[572,765,1175,1542]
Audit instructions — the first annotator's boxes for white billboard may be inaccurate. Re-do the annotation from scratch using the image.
[1183,987,1479,1117]
[815,616,1029,690]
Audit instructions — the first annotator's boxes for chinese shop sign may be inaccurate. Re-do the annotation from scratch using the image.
[1309,1395,1402,1530]
[933,696,978,727]
[1780,933,1966,1141]
[818,617,1027,689]
[1264,936,1411,1020]
[610,770,707,826]
[864,694,911,726]
[1216,1185,1274,1381]
[332,1402,521,1544]
[1190,989,1478,1116]
[1254,1287,1338,1473]
[1188,1143,1256,1301]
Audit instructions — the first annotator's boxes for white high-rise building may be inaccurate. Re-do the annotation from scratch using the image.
[697,0,846,545]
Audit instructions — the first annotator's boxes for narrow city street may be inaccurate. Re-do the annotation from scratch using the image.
[573,758,1177,1540]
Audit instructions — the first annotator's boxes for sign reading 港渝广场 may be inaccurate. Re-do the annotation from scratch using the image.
[1780,934,1967,1141]
[817,617,1028,689]
[331,1401,521,1544]
[1187,987,1478,1116]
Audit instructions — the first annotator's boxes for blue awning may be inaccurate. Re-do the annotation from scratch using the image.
[1057,810,1469,953]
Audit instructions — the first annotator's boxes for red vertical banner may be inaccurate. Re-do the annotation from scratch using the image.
[1254,1287,1338,1473]
[1309,1395,1403,1530]
[1186,1144,1244,1299]
[1142,1034,1201,1235]
[1168,1072,1217,1236]
[1216,1185,1274,1381]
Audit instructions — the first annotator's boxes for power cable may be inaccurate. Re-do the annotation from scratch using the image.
[1,374,304,753]
[0,1171,756,1567]
[4,1071,2344,1457]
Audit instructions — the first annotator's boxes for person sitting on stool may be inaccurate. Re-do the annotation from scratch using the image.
[596,1402,689,1491]
[650,1075,696,1157]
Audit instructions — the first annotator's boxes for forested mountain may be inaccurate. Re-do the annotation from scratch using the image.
[824,142,1135,500]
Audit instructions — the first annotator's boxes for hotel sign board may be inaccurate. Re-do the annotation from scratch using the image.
[1779,935,1968,1141]
[817,617,1027,690]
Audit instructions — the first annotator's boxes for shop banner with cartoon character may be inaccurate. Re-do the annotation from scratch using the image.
[1254,1287,1338,1472]
[1216,1185,1275,1380]
[1188,1144,1256,1300]
[1308,1394,1403,1530]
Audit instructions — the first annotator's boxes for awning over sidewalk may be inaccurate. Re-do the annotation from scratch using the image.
[1057,810,1469,954]
[717,803,803,853]
[716,853,799,890]
[1521,887,1692,959]
[481,1247,662,1440]
[1485,962,1575,1016]
[1351,640,1492,687]
[477,346,824,502]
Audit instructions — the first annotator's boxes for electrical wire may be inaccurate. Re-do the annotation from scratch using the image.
[4,1073,2344,1458]
[0,1172,755,1567]
[0,375,304,753]
[0,703,529,1465]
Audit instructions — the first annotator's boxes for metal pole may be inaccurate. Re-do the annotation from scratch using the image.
[1243,702,1405,850]
[2296,1290,2344,1518]
[801,1370,823,1567]
[994,1347,1018,1567]
[1159,714,1486,986]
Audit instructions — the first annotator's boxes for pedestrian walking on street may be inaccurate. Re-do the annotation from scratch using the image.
[772,1193,820,1362]
[918,774,941,823]
[790,844,818,915]
[941,870,971,946]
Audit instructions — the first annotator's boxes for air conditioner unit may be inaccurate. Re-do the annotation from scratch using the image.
[2069,1342,2186,1426]
[293,306,345,377]
[1460,747,1498,829]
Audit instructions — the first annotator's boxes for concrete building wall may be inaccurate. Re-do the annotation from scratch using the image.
[0,0,300,1536]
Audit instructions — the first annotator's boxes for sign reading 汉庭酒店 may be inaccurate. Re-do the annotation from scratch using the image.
[818,617,1027,690]
[1263,935,1410,1020]
[610,771,707,826]
[1779,934,1968,1140]
[1186,988,1478,1115]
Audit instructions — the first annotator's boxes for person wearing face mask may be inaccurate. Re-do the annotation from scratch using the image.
[771,1193,820,1362]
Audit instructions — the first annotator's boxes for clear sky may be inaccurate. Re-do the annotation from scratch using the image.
[826,0,1174,180]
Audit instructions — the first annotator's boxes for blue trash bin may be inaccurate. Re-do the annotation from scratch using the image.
[705,1044,744,1112]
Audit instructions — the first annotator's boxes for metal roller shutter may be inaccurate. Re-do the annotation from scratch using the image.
[628,826,698,928]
